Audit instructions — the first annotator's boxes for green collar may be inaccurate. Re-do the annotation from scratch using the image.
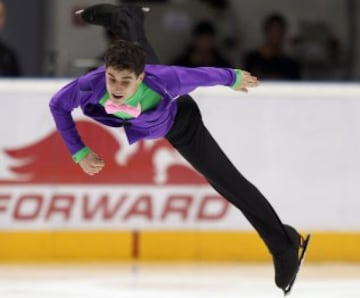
[124,82,147,107]
[99,82,161,120]
[99,82,146,107]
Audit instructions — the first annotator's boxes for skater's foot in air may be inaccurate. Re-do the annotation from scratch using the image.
[76,3,146,41]
[273,225,311,295]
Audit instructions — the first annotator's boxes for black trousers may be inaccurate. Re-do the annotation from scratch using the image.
[119,6,295,256]
[166,96,294,255]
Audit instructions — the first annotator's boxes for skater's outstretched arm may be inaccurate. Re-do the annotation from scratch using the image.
[231,70,259,93]
[149,65,259,98]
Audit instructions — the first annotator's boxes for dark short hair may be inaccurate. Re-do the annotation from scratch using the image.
[104,40,146,76]
[263,13,287,33]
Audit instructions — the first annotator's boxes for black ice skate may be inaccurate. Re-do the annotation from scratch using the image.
[75,4,148,41]
[273,226,311,296]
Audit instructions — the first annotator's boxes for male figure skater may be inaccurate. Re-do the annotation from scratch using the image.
[50,4,310,295]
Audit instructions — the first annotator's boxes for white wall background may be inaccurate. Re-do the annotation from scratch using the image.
[1,81,360,230]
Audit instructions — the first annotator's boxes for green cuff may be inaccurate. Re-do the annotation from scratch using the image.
[231,69,243,89]
[72,147,91,163]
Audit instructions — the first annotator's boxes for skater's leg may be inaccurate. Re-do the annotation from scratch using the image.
[166,96,291,252]
[165,96,307,291]
[79,4,160,64]
[114,5,159,64]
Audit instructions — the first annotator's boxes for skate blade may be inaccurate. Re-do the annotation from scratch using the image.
[283,234,311,296]
[75,7,150,15]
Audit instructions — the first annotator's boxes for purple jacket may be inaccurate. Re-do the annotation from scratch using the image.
[49,64,238,155]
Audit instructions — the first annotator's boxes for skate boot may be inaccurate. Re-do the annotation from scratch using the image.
[273,225,311,295]
[76,4,146,41]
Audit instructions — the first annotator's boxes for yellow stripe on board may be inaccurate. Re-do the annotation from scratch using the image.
[139,231,270,261]
[0,231,360,262]
[0,231,133,262]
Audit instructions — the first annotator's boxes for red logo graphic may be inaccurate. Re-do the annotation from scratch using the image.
[1,121,206,185]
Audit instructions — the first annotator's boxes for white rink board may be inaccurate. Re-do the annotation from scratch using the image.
[0,80,360,231]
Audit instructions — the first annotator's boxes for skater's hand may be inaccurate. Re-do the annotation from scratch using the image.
[233,70,259,93]
[79,151,105,176]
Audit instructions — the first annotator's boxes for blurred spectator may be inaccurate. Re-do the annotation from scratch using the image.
[244,13,300,80]
[0,0,21,77]
[292,20,342,80]
[199,0,242,67]
[170,20,232,68]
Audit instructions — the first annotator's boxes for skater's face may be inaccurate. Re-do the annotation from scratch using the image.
[105,67,144,105]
